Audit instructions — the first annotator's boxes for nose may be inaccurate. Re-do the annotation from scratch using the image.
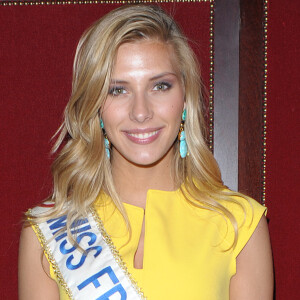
[129,92,153,123]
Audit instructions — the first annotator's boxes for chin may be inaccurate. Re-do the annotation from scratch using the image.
[127,156,160,167]
[112,144,175,167]
[124,150,172,167]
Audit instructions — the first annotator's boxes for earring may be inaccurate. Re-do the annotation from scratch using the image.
[178,109,188,158]
[100,118,110,159]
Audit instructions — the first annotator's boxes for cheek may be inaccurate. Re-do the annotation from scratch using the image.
[101,104,125,133]
[160,98,184,122]
[158,105,183,137]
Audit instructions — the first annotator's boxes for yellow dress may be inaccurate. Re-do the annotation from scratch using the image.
[44,189,265,300]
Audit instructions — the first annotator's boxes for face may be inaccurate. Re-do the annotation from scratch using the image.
[101,40,185,167]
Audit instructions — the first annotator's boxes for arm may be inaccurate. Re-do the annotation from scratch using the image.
[230,216,274,300]
[18,225,60,300]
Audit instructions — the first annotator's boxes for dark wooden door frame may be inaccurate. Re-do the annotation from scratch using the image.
[238,0,266,203]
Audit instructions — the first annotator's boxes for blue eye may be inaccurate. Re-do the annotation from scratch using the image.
[153,82,172,91]
[108,86,126,96]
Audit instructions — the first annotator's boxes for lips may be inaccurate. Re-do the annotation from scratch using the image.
[128,130,158,139]
[123,128,162,144]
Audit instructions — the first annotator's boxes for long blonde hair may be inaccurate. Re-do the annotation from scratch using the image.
[30,4,249,248]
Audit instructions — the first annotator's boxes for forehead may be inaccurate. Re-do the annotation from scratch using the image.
[112,40,180,74]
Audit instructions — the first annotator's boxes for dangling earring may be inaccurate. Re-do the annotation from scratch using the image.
[178,109,188,158]
[100,118,110,159]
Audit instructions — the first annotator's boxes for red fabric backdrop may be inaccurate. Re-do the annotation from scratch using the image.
[0,1,211,298]
[2,0,299,299]
[266,0,300,298]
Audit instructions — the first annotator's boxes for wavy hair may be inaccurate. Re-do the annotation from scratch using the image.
[30,4,250,249]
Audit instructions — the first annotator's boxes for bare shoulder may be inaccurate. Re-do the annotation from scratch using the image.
[18,225,60,300]
[230,216,274,300]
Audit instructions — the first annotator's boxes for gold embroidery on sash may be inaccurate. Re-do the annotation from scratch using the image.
[26,209,74,299]
[90,207,147,299]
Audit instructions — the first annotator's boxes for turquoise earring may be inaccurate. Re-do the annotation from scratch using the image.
[179,109,188,158]
[100,118,110,159]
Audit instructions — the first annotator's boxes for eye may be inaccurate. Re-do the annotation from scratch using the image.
[108,86,126,96]
[153,82,172,91]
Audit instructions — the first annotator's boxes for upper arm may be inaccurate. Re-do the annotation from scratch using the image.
[18,225,60,300]
[229,216,274,300]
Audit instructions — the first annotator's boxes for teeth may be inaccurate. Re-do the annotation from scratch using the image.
[128,130,158,139]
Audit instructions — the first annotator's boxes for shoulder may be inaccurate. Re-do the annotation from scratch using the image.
[217,192,273,299]
[223,192,267,253]
[26,201,56,218]
[230,214,273,299]
[220,192,266,223]
[21,201,56,253]
[19,225,60,299]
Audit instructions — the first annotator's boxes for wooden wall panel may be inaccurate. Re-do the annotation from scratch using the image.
[238,0,264,202]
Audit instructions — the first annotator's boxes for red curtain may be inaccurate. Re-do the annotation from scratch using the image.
[2,1,299,299]
[266,0,299,298]
[0,2,211,298]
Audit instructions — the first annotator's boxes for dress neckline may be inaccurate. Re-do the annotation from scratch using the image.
[122,188,181,209]
[95,186,182,210]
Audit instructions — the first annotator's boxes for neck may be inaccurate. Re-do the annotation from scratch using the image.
[111,150,177,208]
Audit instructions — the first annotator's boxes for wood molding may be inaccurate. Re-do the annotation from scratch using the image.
[238,0,264,202]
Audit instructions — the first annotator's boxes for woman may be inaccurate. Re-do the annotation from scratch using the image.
[19,4,273,300]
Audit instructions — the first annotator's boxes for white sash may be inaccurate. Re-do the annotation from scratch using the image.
[29,204,145,300]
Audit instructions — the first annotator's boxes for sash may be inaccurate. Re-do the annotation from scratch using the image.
[28,204,145,300]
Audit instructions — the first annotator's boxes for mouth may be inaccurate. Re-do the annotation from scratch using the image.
[124,128,162,144]
[127,130,159,139]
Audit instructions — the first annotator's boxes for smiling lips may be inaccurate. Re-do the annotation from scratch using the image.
[124,129,161,144]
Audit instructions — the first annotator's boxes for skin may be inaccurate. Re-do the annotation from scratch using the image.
[18,40,273,299]
[230,216,274,300]
[19,226,60,300]
[102,40,185,207]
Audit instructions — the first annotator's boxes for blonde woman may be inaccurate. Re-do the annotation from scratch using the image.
[19,5,273,300]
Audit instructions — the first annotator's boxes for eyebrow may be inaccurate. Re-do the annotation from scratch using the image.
[110,72,178,84]
[150,72,178,81]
